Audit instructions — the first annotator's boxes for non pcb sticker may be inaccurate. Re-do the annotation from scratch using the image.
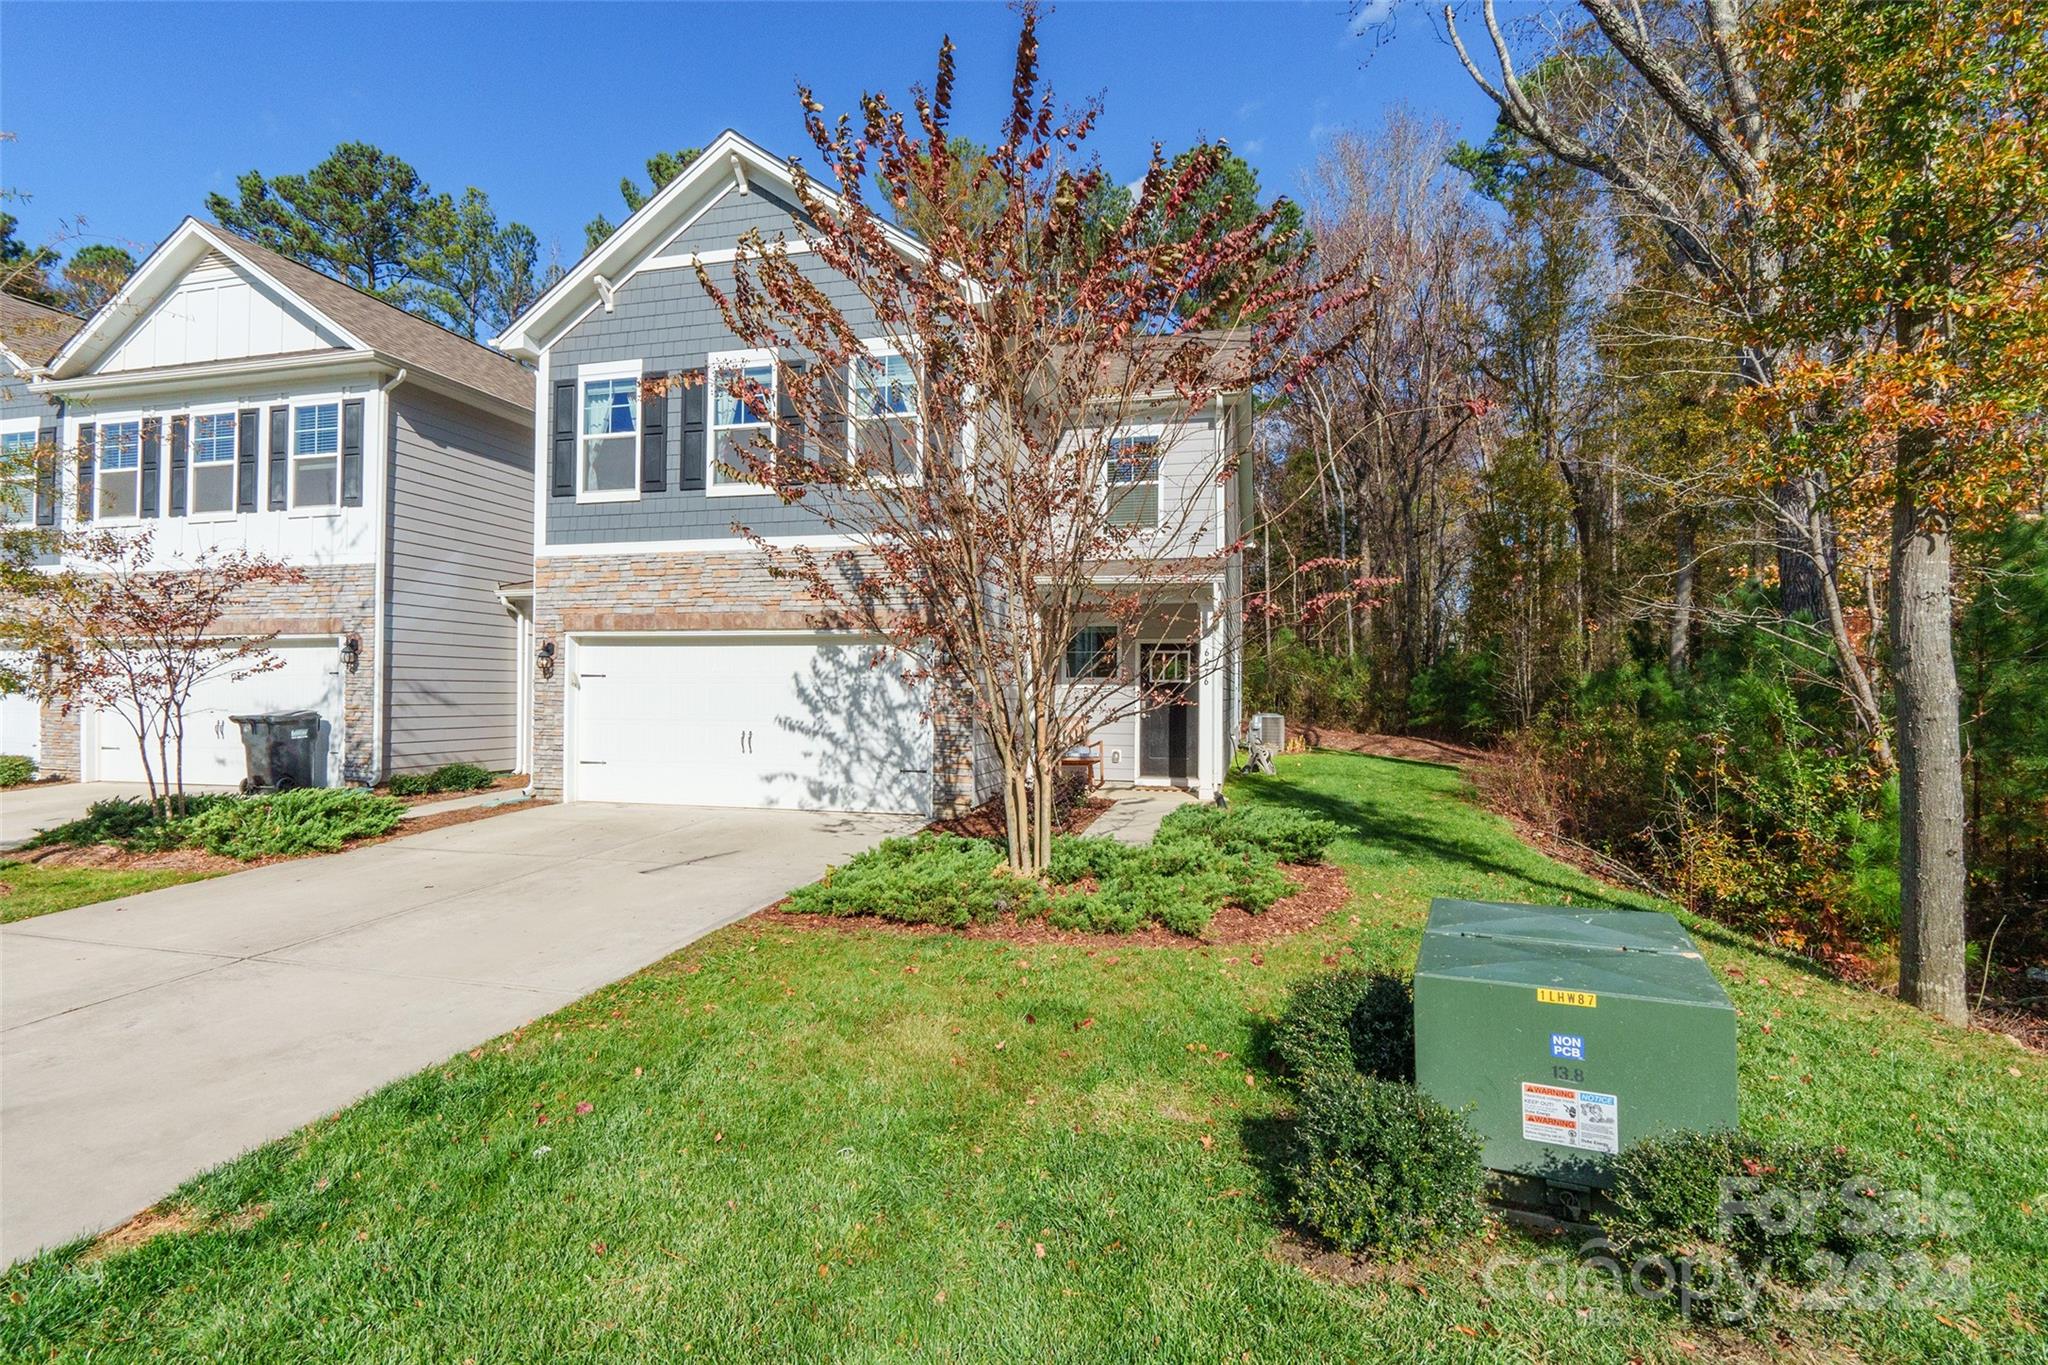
[1520,1082,1619,1154]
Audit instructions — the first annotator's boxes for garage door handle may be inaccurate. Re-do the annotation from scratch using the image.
[579,760,608,766]
[900,768,929,775]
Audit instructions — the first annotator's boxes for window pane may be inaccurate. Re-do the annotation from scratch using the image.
[856,416,919,479]
[294,404,339,456]
[99,469,139,519]
[192,462,235,514]
[713,429,764,485]
[713,363,774,428]
[583,434,636,492]
[100,421,142,471]
[1066,628,1117,680]
[583,378,637,436]
[1107,482,1159,527]
[294,455,338,506]
[856,352,916,417]
[194,413,236,463]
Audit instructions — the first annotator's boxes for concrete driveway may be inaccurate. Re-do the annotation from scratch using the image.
[2,782,236,849]
[0,800,913,1264]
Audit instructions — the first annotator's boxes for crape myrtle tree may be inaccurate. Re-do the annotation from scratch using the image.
[682,5,1372,872]
[33,528,304,818]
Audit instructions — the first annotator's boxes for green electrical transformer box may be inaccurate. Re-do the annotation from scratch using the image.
[1414,898,1738,1189]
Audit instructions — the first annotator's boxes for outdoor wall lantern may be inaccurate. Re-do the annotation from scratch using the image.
[537,640,556,680]
[342,634,362,674]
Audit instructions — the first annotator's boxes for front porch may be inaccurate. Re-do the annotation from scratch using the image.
[1054,582,1238,803]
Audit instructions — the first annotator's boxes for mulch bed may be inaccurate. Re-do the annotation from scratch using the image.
[6,798,551,875]
[1298,727,1487,767]
[756,859,1352,949]
[924,794,1115,840]
[378,773,529,807]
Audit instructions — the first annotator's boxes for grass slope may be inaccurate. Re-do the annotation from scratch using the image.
[0,863,219,924]
[3,752,2041,1362]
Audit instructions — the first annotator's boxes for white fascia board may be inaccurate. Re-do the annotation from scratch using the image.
[36,348,388,403]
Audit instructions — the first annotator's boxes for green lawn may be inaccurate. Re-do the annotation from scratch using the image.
[0,861,219,924]
[3,752,2041,1361]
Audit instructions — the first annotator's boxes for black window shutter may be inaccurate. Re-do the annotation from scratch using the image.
[550,378,576,497]
[75,423,95,522]
[139,419,161,518]
[640,371,667,492]
[168,416,189,517]
[340,398,365,506]
[777,360,807,462]
[236,409,260,512]
[816,367,846,471]
[33,422,57,526]
[267,406,288,509]
[679,365,706,491]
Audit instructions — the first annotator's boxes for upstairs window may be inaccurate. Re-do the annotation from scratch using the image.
[710,353,775,491]
[0,428,34,526]
[293,403,340,507]
[1064,626,1119,681]
[579,375,639,498]
[1105,435,1162,529]
[851,349,920,482]
[98,419,143,520]
[190,412,237,515]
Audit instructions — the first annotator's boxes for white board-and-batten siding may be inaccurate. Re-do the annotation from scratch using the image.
[98,252,349,373]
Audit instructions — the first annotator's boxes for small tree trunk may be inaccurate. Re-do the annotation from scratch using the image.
[1669,521,1695,679]
[1890,473,1968,1025]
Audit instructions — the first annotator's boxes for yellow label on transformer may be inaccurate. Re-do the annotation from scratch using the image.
[1537,988,1598,1008]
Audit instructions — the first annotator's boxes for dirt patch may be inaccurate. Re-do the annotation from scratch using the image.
[1299,727,1487,767]
[757,860,1351,949]
[925,794,1115,840]
[379,772,529,806]
[77,1205,199,1263]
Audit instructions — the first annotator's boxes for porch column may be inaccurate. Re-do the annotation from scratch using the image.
[1197,590,1224,801]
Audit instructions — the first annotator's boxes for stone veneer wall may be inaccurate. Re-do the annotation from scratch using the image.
[37,563,379,783]
[531,551,981,814]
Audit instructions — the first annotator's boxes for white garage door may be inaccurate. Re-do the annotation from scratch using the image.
[1,653,38,765]
[93,639,346,787]
[570,635,932,814]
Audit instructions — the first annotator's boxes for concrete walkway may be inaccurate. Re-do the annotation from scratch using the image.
[1089,787,1200,845]
[0,801,912,1264]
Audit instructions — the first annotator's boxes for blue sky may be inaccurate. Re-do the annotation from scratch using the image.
[1,1,1501,272]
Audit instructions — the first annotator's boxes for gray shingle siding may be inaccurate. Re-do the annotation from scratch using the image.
[383,387,533,772]
[545,184,881,547]
[2,359,62,565]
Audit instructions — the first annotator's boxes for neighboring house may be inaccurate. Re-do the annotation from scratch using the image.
[24,218,535,788]
[493,130,1251,816]
[0,293,83,765]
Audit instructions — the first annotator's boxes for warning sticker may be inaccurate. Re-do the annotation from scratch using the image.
[1520,1082,1619,1154]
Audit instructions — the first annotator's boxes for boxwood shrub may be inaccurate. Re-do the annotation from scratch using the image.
[0,753,35,788]
[1270,968,1416,1084]
[1283,1069,1485,1252]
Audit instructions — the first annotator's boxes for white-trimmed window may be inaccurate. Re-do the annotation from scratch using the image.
[0,423,36,526]
[578,366,640,501]
[97,419,143,520]
[709,350,775,493]
[850,345,920,482]
[1064,626,1119,682]
[1105,434,1162,529]
[190,411,237,515]
[292,402,341,507]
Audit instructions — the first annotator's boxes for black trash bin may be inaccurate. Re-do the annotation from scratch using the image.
[231,710,327,794]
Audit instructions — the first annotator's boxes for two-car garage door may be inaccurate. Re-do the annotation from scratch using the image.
[569,635,932,815]
[91,638,346,787]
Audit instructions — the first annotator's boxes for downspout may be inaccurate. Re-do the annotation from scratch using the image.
[368,367,407,786]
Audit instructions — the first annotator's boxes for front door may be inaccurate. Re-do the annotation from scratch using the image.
[1138,643,1196,784]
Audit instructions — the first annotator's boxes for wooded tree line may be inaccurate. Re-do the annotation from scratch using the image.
[1252,0,2045,1021]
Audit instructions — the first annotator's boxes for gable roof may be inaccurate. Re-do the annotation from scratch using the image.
[47,219,532,412]
[0,292,83,371]
[492,129,927,360]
